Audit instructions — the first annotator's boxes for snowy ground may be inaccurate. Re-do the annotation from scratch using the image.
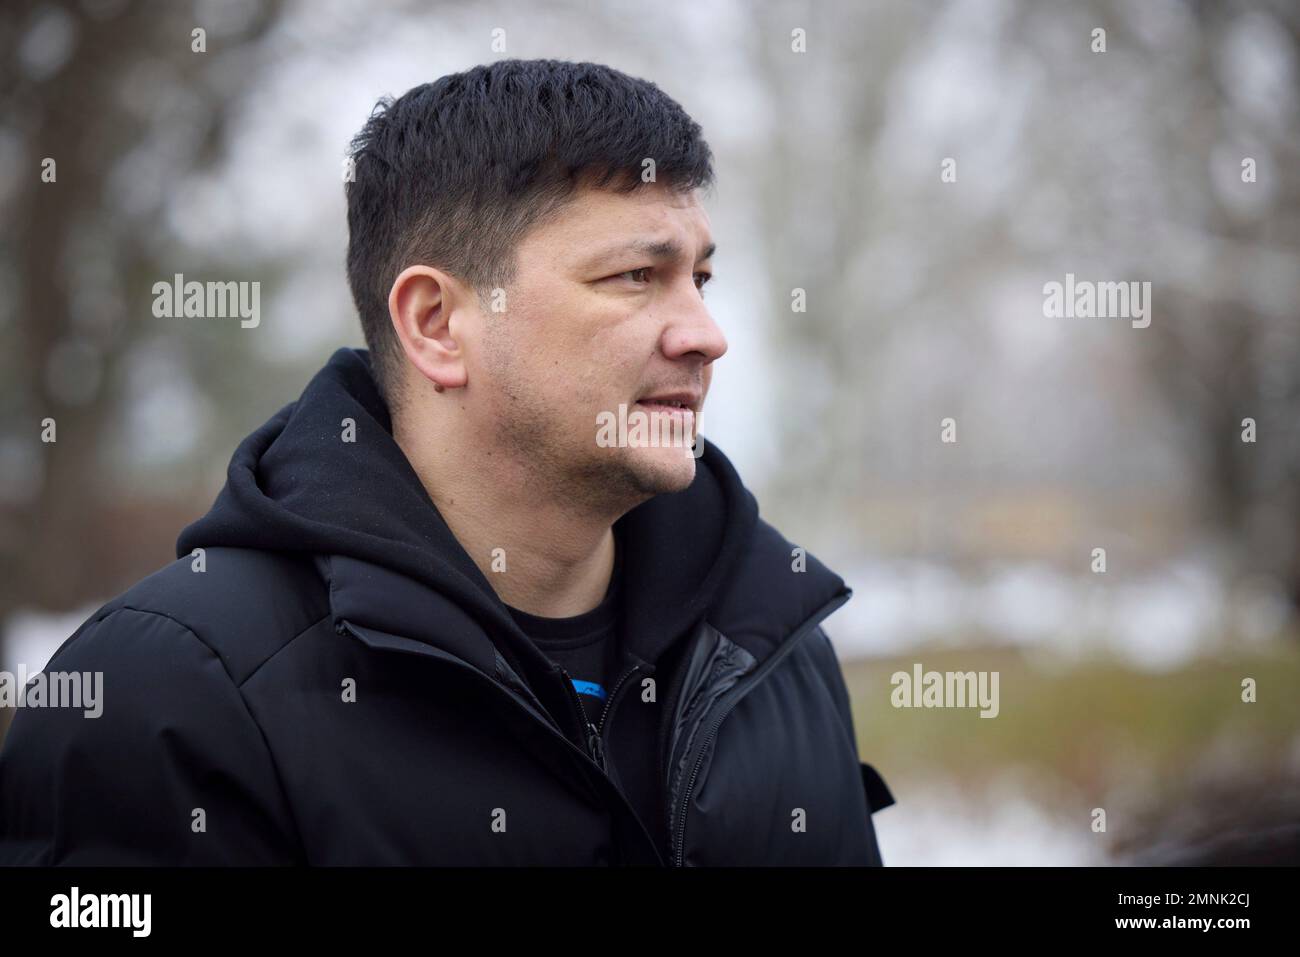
[873,779,1110,866]
[1,604,99,676]
[826,557,1291,671]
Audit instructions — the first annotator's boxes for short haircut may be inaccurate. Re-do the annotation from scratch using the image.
[344,58,716,407]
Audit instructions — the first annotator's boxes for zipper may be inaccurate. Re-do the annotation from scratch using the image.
[559,667,606,772]
[559,662,643,773]
[338,620,663,863]
[597,663,643,734]
[668,593,848,866]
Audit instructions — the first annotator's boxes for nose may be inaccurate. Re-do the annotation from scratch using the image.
[659,280,728,364]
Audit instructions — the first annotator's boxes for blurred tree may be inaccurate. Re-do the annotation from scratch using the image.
[0,0,285,627]
[1133,0,1300,611]
[749,0,1300,617]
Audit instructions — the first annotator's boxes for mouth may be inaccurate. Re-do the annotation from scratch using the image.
[634,392,701,417]
[634,398,698,434]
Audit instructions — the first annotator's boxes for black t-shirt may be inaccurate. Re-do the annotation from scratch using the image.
[505,534,667,856]
[506,567,620,726]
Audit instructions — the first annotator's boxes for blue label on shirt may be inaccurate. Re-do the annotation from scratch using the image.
[570,679,607,701]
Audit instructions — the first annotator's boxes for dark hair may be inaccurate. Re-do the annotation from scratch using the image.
[344,58,716,406]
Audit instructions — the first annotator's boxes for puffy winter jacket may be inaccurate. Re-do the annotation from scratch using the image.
[0,348,893,865]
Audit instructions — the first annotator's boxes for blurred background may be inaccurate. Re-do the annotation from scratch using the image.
[1,0,1298,864]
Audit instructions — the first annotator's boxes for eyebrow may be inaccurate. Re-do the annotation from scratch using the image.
[582,237,717,268]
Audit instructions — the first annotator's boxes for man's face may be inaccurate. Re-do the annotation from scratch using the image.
[469,181,727,512]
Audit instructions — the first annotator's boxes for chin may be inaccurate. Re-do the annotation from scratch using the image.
[627,446,698,495]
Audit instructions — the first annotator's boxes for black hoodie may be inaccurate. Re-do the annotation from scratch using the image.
[0,348,891,865]
[177,347,759,695]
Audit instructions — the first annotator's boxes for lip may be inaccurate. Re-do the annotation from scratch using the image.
[635,392,701,415]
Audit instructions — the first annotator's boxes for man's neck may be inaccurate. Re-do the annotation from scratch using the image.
[394,418,619,619]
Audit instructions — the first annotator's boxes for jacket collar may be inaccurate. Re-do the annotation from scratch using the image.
[325,510,851,684]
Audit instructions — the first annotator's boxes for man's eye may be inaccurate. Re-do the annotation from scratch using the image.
[607,267,712,294]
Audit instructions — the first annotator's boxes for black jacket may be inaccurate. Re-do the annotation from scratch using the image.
[0,348,893,866]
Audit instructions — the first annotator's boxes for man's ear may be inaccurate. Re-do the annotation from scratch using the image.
[387,264,470,392]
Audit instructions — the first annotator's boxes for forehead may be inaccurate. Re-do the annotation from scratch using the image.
[521,182,712,263]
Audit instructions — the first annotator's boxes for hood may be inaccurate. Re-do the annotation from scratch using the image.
[178,348,848,679]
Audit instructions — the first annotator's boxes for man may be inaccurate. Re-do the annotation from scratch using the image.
[0,59,892,865]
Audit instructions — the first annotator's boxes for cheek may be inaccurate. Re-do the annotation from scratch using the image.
[519,287,655,407]
[566,323,644,391]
